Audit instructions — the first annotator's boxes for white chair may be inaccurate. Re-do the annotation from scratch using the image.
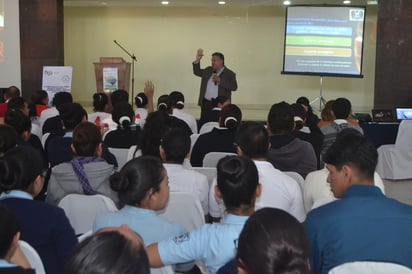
[199,122,219,135]
[19,240,46,274]
[127,145,142,162]
[108,147,129,170]
[77,230,93,242]
[329,261,412,274]
[157,192,205,232]
[58,194,118,235]
[41,132,50,148]
[284,171,305,192]
[191,167,217,189]
[190,133,200,150]
[31,121,42,141]
[203,152,237,168]
[151,266,175,274]
[376,120,412,179]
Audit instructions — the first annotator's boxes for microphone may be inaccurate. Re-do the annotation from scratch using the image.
[213,70,217,86]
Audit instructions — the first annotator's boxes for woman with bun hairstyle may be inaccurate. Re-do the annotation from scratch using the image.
[88,93,111,127]
[0,146,77,274]
[198,96,230,129]
[190,104,242,167]
[134,92,149,128]
[170,91,198,134]
[236,208,310,274]
[93,156,185,246]
[103,102,141,149]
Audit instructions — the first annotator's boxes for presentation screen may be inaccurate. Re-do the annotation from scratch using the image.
[282,6,366,77]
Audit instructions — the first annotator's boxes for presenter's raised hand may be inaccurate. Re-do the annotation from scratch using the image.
[195,48,204,63]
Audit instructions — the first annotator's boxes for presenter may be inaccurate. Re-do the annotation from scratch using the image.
[192,49,238,114]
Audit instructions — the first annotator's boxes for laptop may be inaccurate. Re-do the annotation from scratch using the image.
[396,108,412,121]
[371,109,394,122]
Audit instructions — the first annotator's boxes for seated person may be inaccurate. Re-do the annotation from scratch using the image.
[190,104,241,167]
[134,92,149,128]
[65,225,150,274]
[0,147,77,274]
[40,91,73,134]
[198,96,229,130]
[236,208,310,274]
[209,122,306,222]
[28,89,49,119]
[266,102,317,178]
[296,96,319,129]
[0,86,20,118]
[159,128,209,216]
[0,205,34,274]
[139,111,171,158]
[87,93,111,126]
[147,156,262,274]
[305,131,412,274]
[101,89,129,131]
[318,99,360,129]
[157,94,192,135]
[46,122,118,206]
[104,102,141,149]
[93,156,185,245]
[320,97,363,158]
[170,91,198,134]
[0,125,17,157]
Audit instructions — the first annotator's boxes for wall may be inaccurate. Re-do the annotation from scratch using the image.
[64,5,378,120]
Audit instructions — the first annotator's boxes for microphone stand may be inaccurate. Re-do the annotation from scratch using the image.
[113,40,137,105]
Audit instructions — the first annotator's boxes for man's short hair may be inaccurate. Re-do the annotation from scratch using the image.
[53,92,73,110]
[267,101,294,134]
[161,128,190,164]
[59,103,87,131]
[73,122,102,157]
[323,129,377,179]
[236,121,269,159]
[212,52,225,61]
[332,98,351,120]
[111,89,129,107]
[4,86,20,100]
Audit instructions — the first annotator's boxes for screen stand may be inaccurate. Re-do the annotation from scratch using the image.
[310,76,327,112]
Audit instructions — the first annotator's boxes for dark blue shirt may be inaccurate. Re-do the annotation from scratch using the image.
[305,185,412,274]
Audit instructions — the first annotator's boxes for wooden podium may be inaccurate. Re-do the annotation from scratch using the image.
[93,57,131,93]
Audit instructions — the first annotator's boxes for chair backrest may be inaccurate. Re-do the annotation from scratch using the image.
[77,230,93,242]
[41,132,51,148]
[199,121,219,135]
[395,120,412,150]
[157,192,205,232]
[190,133,200,150]
[190,167,217,189]
[284,171,305,192]
[58,194,118,235]
[203,152,237,168]
[108,147,129,170]
[151,266,175,274]
[18,240,46,274]
[329,261,412,274]
[127,145,142,162]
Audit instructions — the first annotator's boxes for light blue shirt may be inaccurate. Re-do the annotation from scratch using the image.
[204,67,224,100]
[93,205,185,246]
[0,190,33,200]
[0,259,16,268]
[158,214,248,274]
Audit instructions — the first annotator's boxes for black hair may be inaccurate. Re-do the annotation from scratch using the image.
[219,104,242,131]
[324,129,377,180]
[53,92,73,109]
[216,156,258,211]
[236,122,269,159]
[169,91,185,110]
[111,89,129,107]
[73,122,102,157]
[4,109,31,137]
[31,90,49,105]
[110,156,165,207]
[0,146,44,192]
[92,93,109,112]
[291,103,306,131]
[59,103,87,131]
[64,231,150,274]
[212,52,225,62]
[267,101,294,134]
[161,128,190,164]
[211,96,229,108]
[157,94,172,114]
[112,102,134,129]
[4,86,20,99]
[0,125,18,155]
[237,208,310,274]
[140,111,170,157]
[134,93,148,108]
[7,97,27,112]
[296,96,315,117]
[0,205,19,258]
[332,98,351,120]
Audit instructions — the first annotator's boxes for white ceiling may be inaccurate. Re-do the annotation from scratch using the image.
[64,0,377,7]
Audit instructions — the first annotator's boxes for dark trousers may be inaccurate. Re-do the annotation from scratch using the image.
[201,98,214,116]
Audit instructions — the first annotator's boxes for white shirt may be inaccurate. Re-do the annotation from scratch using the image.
[88,111,112,124]
[173,109,198,134]
[209,160,306,222]
[204,67,224,101]
[135,108,148,128]
[39,107,59,129]
[163,163,209,214]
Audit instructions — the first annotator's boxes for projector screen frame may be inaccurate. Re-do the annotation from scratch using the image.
[281,5,366,79]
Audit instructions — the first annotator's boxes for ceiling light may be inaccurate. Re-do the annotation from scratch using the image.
[343,0,351,4]
[161,1,169,5]
[218,1,226,4]
[283,1,291,5]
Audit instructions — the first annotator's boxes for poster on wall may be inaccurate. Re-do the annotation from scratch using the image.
[103,67,118,92]
[42,66,73,103]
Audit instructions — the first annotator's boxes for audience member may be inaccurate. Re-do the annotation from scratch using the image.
[0,125,17,157]
[104,102,141,149]
[46,122,118,206]
[159,128,209,216]
[266,102,317,178]
[40,91,73,133]
[170,91,198,134]
[93,156,185,245]
[134,92,149,128]
[0,205,34,273]
[157,94,192,135]
[209,121,305,222]
[0,146,77,274]
[236,208,310,274]
[296,96,319,129]
[28,90,49,118]
[317,100,335,128]
[198,96,229,129]
[65,225,150,274]
[140,111,170,158]
[0,86,20,118]
[7,98,30,117]
[320,98,363,158]
[147,156,261,274]
[4,110,32,145]
[190,104,241,167]
[304,131,412,274]
[87,93,111,126]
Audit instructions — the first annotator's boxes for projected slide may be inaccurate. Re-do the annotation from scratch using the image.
[282,6,365,77]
